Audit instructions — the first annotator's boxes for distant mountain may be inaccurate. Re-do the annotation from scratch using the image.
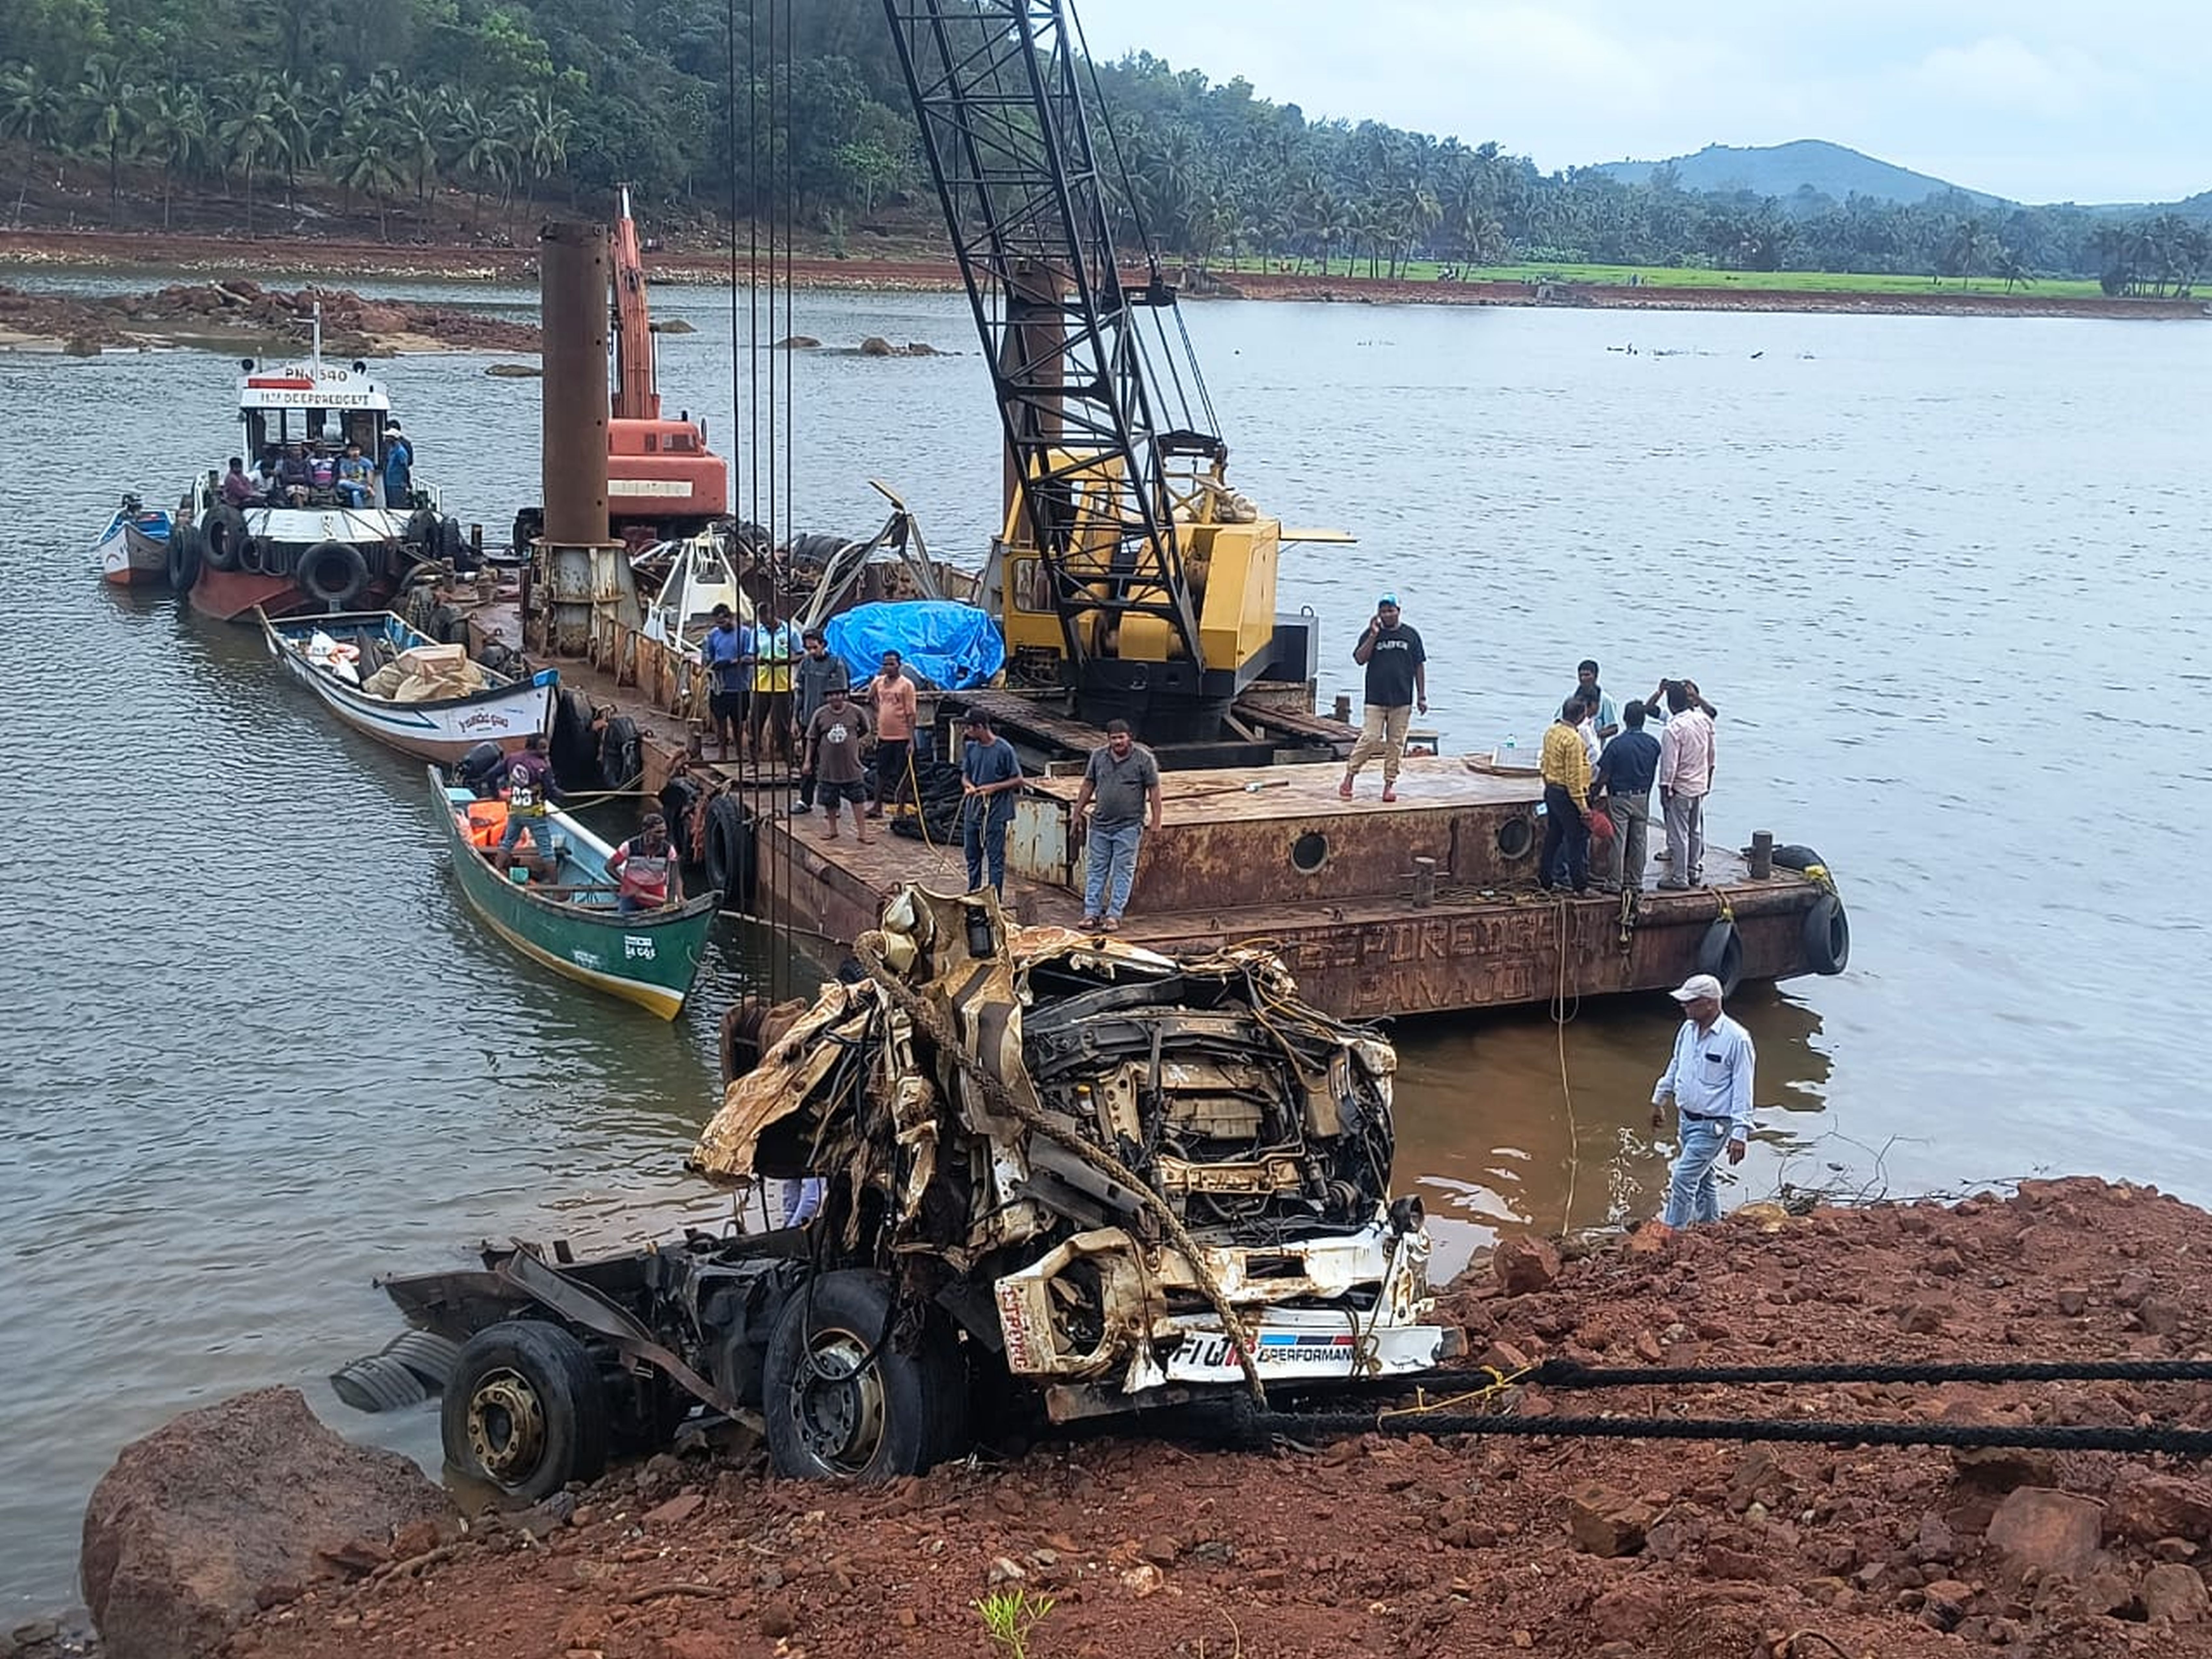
[1595,141,2009,209]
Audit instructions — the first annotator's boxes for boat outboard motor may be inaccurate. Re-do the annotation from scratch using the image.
[456,740,507,799]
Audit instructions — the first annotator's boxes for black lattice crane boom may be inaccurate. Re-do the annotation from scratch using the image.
[883,0,1285,739]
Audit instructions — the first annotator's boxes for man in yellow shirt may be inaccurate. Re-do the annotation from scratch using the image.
[1538,693,1594,894]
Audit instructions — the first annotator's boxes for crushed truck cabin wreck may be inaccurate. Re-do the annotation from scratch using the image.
[336,887,1461,1495]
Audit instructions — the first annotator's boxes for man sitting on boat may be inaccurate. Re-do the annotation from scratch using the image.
[277,442,316,506]
[609,814,683,914]
[335,441,375,508]
[220,456,260,509]
[493,733,561,873]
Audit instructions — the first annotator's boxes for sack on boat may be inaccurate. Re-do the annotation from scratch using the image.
[391,642,487,702]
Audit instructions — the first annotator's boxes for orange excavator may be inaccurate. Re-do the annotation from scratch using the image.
[607,185,729,541]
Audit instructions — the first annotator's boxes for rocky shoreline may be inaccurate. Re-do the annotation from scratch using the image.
[0,278,539,356]
[45,1176,2212,1659]
[6,228,2206,323]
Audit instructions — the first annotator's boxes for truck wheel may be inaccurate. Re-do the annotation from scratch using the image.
[440,1321,609,1504]
[762,1270,965,1481]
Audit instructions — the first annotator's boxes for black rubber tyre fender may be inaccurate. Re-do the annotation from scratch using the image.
[405,506,440,550]
[1695,918,1745,999]
[761,1270,967,1482]
[199,503,249,572]
[166,521,205,592]
[1771,844,1826,874]
[702,792,752,908]
[439,515,471,571]
[298,540,371,607]
[600,714,643,790]
[237,534,265,575]
[439,1320,609,1506]
[1802,893,1850,976]
[550,688,601,790]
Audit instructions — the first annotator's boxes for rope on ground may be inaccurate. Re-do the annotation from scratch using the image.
[853,927,1271,1409]
[1258,1410,2212,1457]
[1535,1356,2212,1388]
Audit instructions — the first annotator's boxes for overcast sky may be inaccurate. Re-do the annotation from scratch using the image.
[1074,1,2210,205]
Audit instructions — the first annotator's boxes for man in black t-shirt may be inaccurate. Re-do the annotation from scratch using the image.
[1339,593,1428,803]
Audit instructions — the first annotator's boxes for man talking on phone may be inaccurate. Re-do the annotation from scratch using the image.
[1339,593,1428,803]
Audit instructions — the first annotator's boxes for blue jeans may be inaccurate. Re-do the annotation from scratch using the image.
[500,812,555,865]
[1663,1116,1735,1228]
[1084,821,1143,919]
[964,812,1007,895]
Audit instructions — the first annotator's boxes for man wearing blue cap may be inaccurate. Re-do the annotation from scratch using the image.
[1340,593,1427,803]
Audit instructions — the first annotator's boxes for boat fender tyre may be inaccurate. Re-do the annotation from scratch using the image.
[237,534,265,575]
[551,688,601,790]
[199,503,249,572]
[257,539,293,580]
[1802,893,1851,976]
[1695,918,1745,999]
[439,515,471,571]
[440,1319,609,1505]
[703,793,753,908]
[166,521,205,592]
[298,540,371,607]
[761,1269,967,1482]
[405,506,440,550]
[1771,844,1825,875]
[600,714,643,791]
[425,603,462,645]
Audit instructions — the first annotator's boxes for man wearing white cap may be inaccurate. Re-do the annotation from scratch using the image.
[1339,593,1427,803]
[1648,972,1756,1233]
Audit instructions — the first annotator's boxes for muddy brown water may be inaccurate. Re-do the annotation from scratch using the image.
[3,277,2206,1610]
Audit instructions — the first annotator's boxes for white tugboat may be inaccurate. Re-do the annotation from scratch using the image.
[169,310,468,621]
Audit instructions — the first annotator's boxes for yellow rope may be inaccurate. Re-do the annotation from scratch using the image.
[1377,1363,1535,1422]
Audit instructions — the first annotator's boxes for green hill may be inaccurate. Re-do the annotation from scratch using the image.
[1597,140,2009,209]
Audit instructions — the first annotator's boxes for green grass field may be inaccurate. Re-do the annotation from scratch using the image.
[1254,259,2109,299]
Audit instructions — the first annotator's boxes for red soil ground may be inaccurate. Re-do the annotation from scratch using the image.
[232,1178,2212,1659]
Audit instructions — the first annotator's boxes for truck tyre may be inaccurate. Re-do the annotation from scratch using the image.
[1695,918,1744,999]
[600,714,643,790]
[440,1320,609,1505]
[703,793,752,907]
[762,1270,966,1482]
[1802,893,1850,975]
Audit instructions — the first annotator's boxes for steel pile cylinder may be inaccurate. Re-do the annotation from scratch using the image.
[540,221,611,547]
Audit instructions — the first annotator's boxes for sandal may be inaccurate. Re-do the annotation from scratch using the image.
[1079,915,1102,930]
[1101,917,1120,932]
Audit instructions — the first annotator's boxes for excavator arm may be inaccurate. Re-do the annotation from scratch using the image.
[611,184,659,423]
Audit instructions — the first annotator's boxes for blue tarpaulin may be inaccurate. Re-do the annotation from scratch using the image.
[825,601,1005,691]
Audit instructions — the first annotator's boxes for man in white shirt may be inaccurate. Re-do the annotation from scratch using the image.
[1656,681,1716,887]
[1647,972,1755,1233]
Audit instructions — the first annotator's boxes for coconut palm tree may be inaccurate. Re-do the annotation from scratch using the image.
[336,128,407,241]
[0,62,68,222]
[510,90,573,224]
[215,78,282,236]
[444,95,514,229]
[74,58,137,218]
[138,82,210,230]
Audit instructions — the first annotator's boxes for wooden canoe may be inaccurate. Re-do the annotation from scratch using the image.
[428,768,719,1019]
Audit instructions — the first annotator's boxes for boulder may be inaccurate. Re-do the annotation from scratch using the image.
[1984,1486,2106,1583]
[81,1387,455,1659]
[858,335,893,356]
[1568,1484,1653,1557]
[2108,1472,2212,1545]
[1951,1445,2059,1493]
[1493,1235,1561,1296]
[2142,1563,2212,1624]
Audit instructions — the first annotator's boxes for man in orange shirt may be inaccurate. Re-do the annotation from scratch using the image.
[863,648,920,819]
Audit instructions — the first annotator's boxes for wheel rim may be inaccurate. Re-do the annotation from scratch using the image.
[790,1328,887,1476]
[465,1368,548,1484]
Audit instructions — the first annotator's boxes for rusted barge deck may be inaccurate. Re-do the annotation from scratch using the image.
[437,587,1841,1021]
[759,753,1832,1020]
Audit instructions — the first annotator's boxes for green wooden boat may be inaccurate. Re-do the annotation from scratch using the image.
[428,767,720,1019]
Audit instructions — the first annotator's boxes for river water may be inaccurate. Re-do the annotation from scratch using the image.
[2,276,2207,1610]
